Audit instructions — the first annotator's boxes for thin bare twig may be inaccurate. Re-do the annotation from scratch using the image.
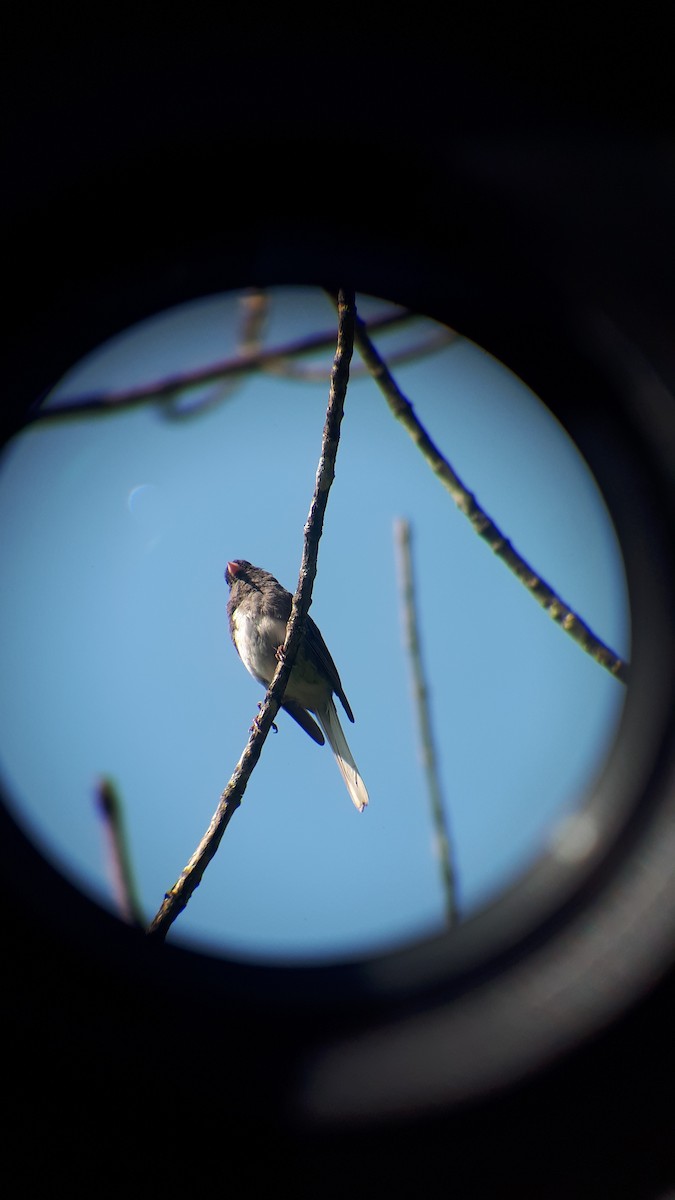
[146,288,356,941]
[95,777,144,928]
[354,315,630,685]
[394,519,459,927]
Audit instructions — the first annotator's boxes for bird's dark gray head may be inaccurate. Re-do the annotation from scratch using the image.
[225,560,277,595]
[225,559,253,587]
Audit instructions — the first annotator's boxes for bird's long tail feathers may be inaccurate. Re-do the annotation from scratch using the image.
[316,698,369,813]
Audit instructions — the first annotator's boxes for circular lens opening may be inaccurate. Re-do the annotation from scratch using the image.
[0,286,629,963]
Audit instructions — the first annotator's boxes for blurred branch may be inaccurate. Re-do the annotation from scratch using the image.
[158,289,272,418]
[95,777,144,928]
[146,288,356,941]
[394,518,459,927]
[26,304,404,426]
[235,288,270,357]
[259,321,458,383]
[353,315,630,685]
[161,289,272,418]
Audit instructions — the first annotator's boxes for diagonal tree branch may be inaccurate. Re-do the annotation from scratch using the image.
[146,288,356,941]
[353,314,630,685]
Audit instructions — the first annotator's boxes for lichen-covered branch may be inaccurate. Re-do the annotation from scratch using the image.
[354,315,629,685]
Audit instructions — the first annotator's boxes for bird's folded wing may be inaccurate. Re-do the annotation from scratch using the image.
[304,616,355,723]
[282,699,325,745]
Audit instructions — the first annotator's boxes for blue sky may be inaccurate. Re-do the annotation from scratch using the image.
[0,287,629,962]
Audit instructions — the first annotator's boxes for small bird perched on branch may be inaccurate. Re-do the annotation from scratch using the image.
[225,559,368,812]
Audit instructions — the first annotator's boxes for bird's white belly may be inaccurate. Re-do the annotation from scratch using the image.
[232,610,328,710]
